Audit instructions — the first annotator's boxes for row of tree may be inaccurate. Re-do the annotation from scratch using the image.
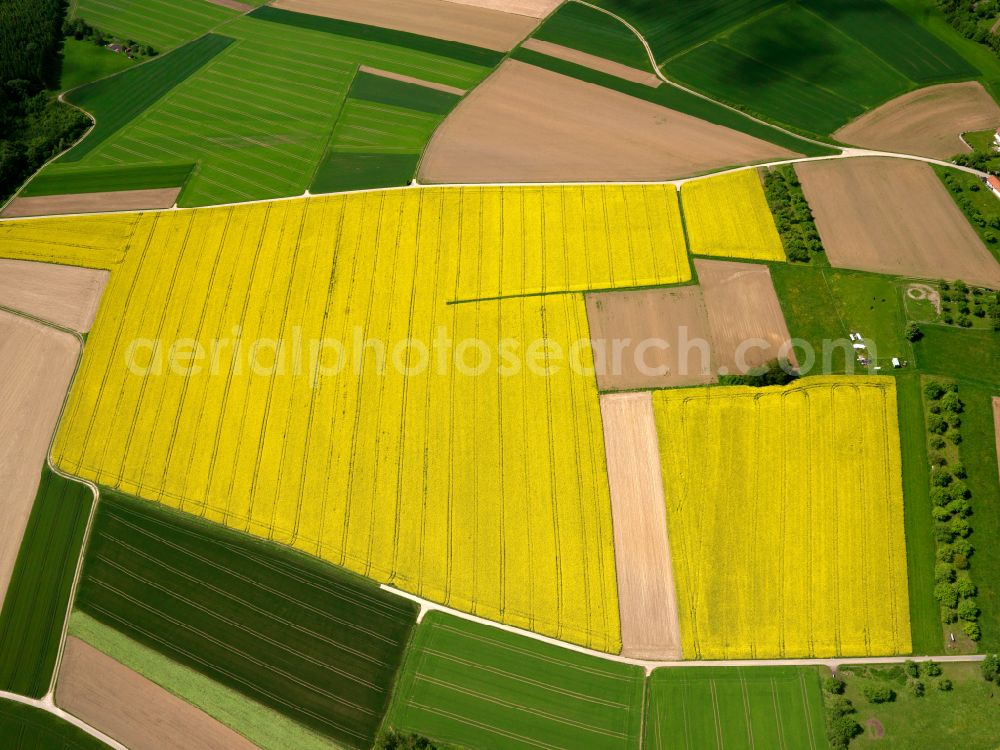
[762,166,825,263]
[937,0,1000,55]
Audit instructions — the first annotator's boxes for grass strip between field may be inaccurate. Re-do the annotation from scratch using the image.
[248,6,503,68]
[0,467,93,699]
[68,611,337,750]
[0,697,106,750]
[20,163,195,196]
[74,492,416,749]
[62,34,235,162]
[509,47,835,157]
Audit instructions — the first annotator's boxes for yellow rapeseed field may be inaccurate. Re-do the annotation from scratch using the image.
[681,168,786,261]
[0,213,143,269]
[47,184,690,653]
[652,376,911,659]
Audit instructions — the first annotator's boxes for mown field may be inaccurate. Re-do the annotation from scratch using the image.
[386,611,645,749]
[0,698,106,750]
[73,0,240,50]
[568,0,977,135]
[46,185,692,652]
[36,9,494,205]
[74,493,417,749]
[0,468,93,698]
[681,168,786,261]
[653,376,912,659]
[643,667,827,750]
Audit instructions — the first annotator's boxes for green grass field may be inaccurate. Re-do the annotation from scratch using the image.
[896,374,943,654]
[0,698,107,750]
[58,37,135,92]
[44,11,493,205]
[20,163,194,196]
[73,0,240,50]
[0,468,93,699]
[74,493,417,749]
[508,49,835,157]
[386,611,645,749]
[575,0,976,136]
[837,662,1000,747]
[643,667,828,749]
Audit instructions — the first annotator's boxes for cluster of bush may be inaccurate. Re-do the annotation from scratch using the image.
[0,0,89,203]
[938,280,1000,330]
[924,381,981,640]
[62,17,156,58]
[718,358,798,388]
[937,0,1000,55]
[375,731,445,750]
[762,166,824,263]
[822,677,862,750]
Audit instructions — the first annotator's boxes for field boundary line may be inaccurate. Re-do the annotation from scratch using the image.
[383,584,988,670]
[0,690,126,750]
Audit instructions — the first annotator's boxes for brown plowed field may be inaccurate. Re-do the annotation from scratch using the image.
[520,39,660,86]
[1,188,180,218]
[418,61,797,184]
[0,260,108,332]
[695,258,798,374]
[0,311,78,606]
[57,637,258,750]
[834,82,1000,159]
[797,158,1000,288]
[586,287,715,391]
[271,0,537,51]
[599,392,682,660]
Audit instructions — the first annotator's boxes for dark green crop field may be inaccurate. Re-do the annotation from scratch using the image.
[20,163,194,197]
[644,667,828,750]
[311,152,420,194]
[386,611,645,749]
[348,71,461,116]
[0,698,107,750]
[0,468,93,699]
[532,2,651,70]
[62,33,234,162]
[75,494,417,749]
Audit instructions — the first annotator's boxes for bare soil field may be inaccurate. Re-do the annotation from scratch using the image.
[797,158,1000,288]
[418,61,796,184]
[271,0,537,51]
[695,259,798,374]
[0,311,78,606]
[0,260,109,332]
[599,392,682,660]
[359,65,466,95]
[834,82,1000,159]
[520,39,660,86]
[442,0,559,17]
[57,637,258,750]
[1,188,180,218]
[586,287,715,390]
[994,397,1000,483]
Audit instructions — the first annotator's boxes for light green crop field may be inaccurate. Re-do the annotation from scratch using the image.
[41,13,491,206]
[387,612,645,749]
[644,667,828,750]
[73,0,239,50]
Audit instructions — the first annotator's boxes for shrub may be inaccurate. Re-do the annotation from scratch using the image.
[946,413,962,429]
[826,715,862,750]
[935,563,956,583]
[952,463,967,479]
[823,676,846,694]
[930,487,952,507]
[924,381,946,400]
[937,678,953,691]
[934,582,959,608]
[946,499,971,518]
[925,661,942,677]
[956,579,977,598]
[904,322,923,341]
[932,505,952,522]
[949,518,971,538]
[927,414,948,434]
[947,431,963,445]
[910,680,925,697]
[952,539,974,558]
[943,607,958,624]
[936,545,954,563]
[982,654,1000,683]
[958,599,979,621]
[376,731,446,750]
[950,481,971,499]
[964,621,982,640]
[935,524,956,544]
[931,469,953,487]
[903,660,919,678]
[929,435,947,450]
[861,684,895,703]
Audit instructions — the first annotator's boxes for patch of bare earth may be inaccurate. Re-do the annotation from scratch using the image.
[520,39,660,86]
[57,637,258,750]
[0,311,78,606]
[695,259,797,374]
[418,60,797,183]
[1,188,180,218]
[0,260,108,332]
[271,0,537,51]
[441,0,559,17]
[834,82,1000,159]
[797,158,1000,288]
[599,392,682,660]
[993,397,1000,484]
[586,287,715,391]
[359,66,466,95]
